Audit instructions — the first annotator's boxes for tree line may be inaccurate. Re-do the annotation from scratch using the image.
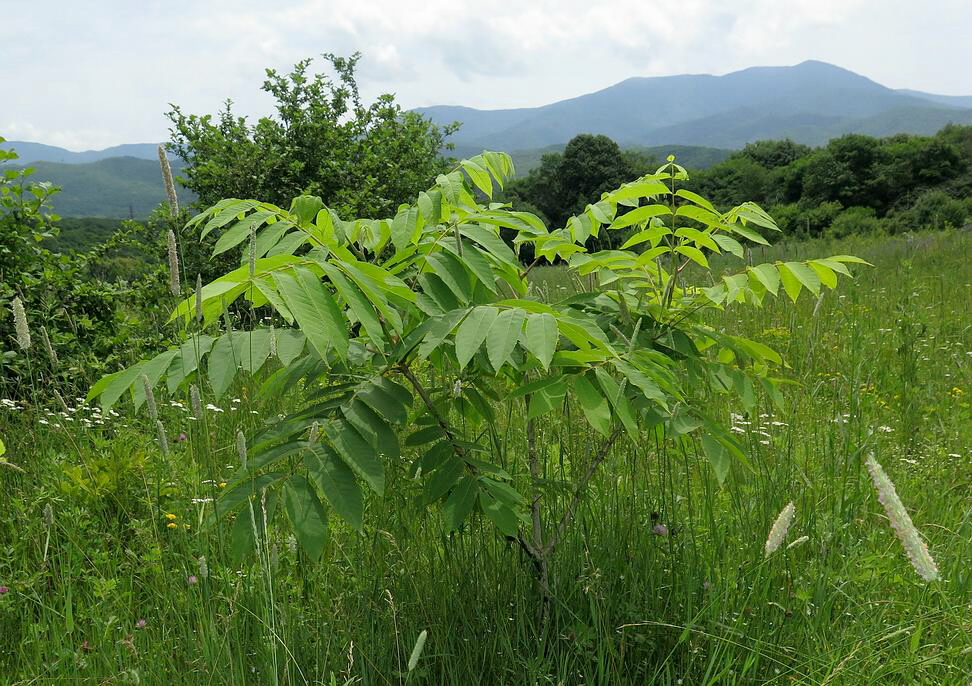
[506,128,972,247]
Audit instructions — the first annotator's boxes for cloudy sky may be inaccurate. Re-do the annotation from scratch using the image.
[4,0,971,150]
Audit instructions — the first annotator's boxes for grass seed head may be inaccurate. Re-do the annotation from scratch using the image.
[764,501,796,557]
[190,384,202,420]
[167,230,181,297]
[407,630,428,672]
[158,145,179,216]
[236,429,247,468]
[12,297,30,350]
[141,374,158,422]
[41,326,58,367]
[864,455,940,582]
[156,420,169,457]
[195,274,203,323]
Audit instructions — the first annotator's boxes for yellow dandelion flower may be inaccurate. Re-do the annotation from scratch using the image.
[164,513,178,520]
[166,522,178,529]
[218,482,227,489]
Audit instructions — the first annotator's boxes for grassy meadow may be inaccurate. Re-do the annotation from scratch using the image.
[1,230,970,685]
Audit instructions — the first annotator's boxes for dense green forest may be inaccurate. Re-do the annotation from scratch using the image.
[508,125,972,245]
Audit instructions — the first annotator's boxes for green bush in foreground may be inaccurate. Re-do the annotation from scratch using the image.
[90,153,873,597]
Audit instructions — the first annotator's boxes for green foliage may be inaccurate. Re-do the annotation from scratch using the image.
[827,206,883,238]
[0,137,174,398]
[693,127,972,237]
[506,134,653,247]
[167,53,457,220]
[4,231,969,683]
[91,150,865,569]
[3,157,194,219]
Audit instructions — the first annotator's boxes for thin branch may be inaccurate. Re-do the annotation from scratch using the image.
[397,364,467,460]
[545,426,623,556]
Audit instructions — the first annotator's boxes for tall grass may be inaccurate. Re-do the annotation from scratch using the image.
[1,231,969,684]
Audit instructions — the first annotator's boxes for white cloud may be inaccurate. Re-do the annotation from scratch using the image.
[3,0,970,149]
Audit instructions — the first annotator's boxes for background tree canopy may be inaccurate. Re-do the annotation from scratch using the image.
[166,53,458,220]
[508,127,972,241]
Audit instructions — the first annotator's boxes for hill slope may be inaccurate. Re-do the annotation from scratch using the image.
[418,61,972,151]
[0,141,160,165]
[12,157,193,218]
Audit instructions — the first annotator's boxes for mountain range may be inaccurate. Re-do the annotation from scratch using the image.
[2,60,971,217]
[421,60,972,152]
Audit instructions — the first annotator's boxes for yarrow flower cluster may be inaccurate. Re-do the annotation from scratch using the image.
[764,502,796,557]
[864,455,940,582]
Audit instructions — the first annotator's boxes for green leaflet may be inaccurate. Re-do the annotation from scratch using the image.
[442,476,479,531]
[325,419,385,496]
[274,266,348,363]
[423,457,465,504]
[283,475,328,561]
[305,446,363,531]
[610,204,671,229]
[522,313,558,370]
[781,261,821,297]
[748,263,780,296]
[358,378,412,425]
[461,159,493,197]
[571,373,612,436]
[701,434,731,485]
[342,399,399,461]
[486,308,527,371]
[455,306,499,369]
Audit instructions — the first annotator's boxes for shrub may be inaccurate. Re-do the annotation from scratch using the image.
[90,153,864,604]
